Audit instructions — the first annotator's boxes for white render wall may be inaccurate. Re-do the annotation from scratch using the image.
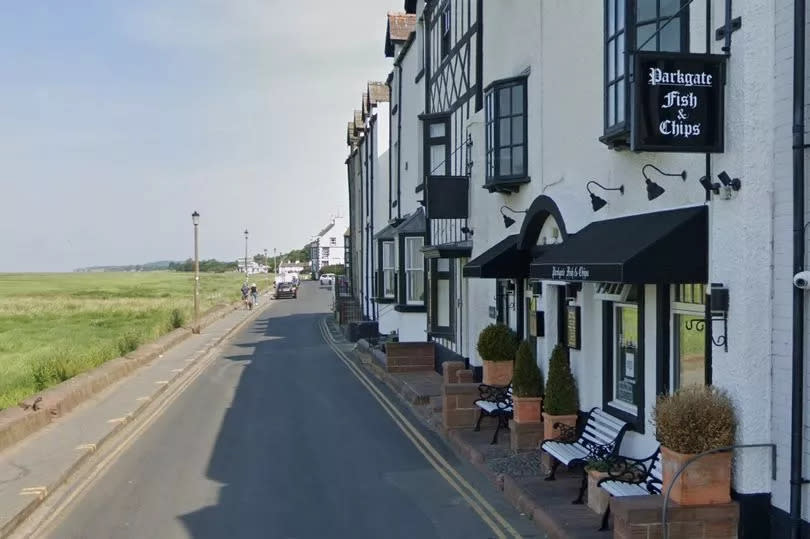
[461,0,779,498]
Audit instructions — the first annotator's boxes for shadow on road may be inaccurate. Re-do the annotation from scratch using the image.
[176,288,448,539]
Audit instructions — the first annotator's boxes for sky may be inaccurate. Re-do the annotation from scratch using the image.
[0,0,403,272]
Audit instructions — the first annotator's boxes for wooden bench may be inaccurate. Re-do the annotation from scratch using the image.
[597,433,661,530]
[540,407,629,504]
[474,383,513,445]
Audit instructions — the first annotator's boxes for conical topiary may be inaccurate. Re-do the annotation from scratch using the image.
[513,341,543,398]
[476,323,518,362]
[543,344,578,415]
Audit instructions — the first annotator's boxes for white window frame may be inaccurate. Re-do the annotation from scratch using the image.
[405,236,424,304]
[670,284,707,391]
[382,241,396,299]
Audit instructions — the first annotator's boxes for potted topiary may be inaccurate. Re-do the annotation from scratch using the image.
[476,323,518,386]
[512,340,543,423]
[542,344,579,441]
[653,385,736,505]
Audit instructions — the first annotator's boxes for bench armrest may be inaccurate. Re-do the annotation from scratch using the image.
[600,453,657,484]
[477,383,513,411]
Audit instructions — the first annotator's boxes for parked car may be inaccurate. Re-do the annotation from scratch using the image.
[275,282,297,299]
[319,273,335,286]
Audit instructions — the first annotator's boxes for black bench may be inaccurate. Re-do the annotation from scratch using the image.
[540,407,629,504]
[474,383,513,445]
[597,434,661,530]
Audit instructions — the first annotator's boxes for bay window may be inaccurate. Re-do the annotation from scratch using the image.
[484,76,528,191]
[404,236,425,304]
[382,241,396,299]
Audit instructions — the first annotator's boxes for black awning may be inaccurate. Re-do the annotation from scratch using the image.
[530,206,707,283]
[422,240,472,259]
[463,235,530,278]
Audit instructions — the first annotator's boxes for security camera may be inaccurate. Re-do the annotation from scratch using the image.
[794,271,810,289]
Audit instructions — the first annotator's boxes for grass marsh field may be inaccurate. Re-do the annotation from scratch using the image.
[0,271,264,410]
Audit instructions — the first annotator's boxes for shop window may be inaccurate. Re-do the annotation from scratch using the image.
[404,236,425,304]
[381,241,396,299]
[602,0,690,147]
[430,258,455,338]
[485,77,528,184]
[672,284,707,389]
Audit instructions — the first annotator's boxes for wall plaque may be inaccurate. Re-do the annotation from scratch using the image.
[566,305,581,350]
[632,52,726,153]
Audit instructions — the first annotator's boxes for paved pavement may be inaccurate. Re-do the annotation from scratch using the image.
[16,283,539,539]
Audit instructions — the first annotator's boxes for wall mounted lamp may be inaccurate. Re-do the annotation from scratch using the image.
[586,181,624,212]
[500,206,527,228]
[461,226,474,236]
[700,170,741,199]
[642,164,687,201]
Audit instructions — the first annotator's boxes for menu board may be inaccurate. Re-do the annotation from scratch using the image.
[566,306,581,349]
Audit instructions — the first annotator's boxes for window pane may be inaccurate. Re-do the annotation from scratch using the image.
[512,84,524,114]
[607,39,615,79]
[384,270,395,297]
[660,18,680,51]
[437,258,449,271]
[608,0,615,35]
[430,144,445,173]
[637,0,657,22]
[675,315,706,389]
[429,122,445,138]
[512,146,525,175]
[616,81,625,124]
[661,0,681,16]
[408,270,424,302]
[512,116,524,144]
[637,23,656,50]
[499,147,512,175]
[499,87,511,116]
[608,84,616,126]
[499,118,511,146]
[438,279,450,326]
[617,32,625,75]
[617,0,625,31]
[615,306,639,407]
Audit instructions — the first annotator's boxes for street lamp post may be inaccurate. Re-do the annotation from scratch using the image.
[192,211,200,334]
[273,248,278,287]
[264,248,269,289]
[244,229,249,282]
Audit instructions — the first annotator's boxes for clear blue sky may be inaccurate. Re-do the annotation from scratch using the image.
[0,1,402,271]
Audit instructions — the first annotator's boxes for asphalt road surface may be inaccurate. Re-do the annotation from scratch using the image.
[43,282,538,539]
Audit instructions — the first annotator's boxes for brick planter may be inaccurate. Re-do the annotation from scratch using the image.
[586,469,610,514]
[513,396,542,423]
[542,412,577,441]
[482,359,513,386]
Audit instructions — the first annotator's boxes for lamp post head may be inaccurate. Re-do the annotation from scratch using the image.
[191,211,200,226]
[244,229,249,239]
[502,214,516,228]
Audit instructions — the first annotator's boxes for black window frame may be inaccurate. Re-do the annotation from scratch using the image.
[484,76,529,191]
[601,0,690,148]
[423,114,451,178]
[395,233,427,313]
[440,4,451,59]
[601,285,645,433]
[429,258,455,340]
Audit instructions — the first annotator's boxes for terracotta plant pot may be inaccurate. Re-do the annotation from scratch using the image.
[542,412,578,441]
[513,396,542,423]
[661,446,732,505]
[587,469,611,514]
[482,359,513,386]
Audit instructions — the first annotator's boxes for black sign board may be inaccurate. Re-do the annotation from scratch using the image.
[566,306,581,350]
[426,176,469,219]
[632,52,726,153]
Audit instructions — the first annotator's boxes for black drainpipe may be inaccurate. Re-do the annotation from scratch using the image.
[791,0,806,535]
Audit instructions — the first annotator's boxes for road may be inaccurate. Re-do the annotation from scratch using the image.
[42,282,538,539]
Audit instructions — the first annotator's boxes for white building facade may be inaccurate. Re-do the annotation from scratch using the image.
[345,1,810,535]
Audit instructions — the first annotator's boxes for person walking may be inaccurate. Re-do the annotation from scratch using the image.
[241,282,250,309]
[250,283,258,306]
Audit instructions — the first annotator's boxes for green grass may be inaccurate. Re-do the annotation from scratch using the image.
[0,271,270,410]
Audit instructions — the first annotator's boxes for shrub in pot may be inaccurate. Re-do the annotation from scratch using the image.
[542,344,579,440]
[653,385,737,505]
[512,340,543,423]
[476,323,518,386]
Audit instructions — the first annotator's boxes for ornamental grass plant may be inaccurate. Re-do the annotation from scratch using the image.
[543,344,578,415]
[513,340,543,398]
[476,323,518,363]
[653,385,736,454]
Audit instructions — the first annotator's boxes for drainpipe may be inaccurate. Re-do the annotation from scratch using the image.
[397,62,403,220]
[790,0,806,535]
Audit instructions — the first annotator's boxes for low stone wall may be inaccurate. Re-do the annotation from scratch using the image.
[385,341,435,373]
[442,361,479,430]
[611,495,739,539]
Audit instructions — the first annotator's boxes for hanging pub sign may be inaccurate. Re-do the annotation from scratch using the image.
[632,51,726,153]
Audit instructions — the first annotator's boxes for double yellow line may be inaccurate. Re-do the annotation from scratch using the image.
[318,319,522,539]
